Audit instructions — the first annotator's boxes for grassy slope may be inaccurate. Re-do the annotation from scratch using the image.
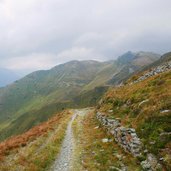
[73,86,109,107]
[82,62,118,91]
[0,53,159,142]
[0,108,141,171]
[0,110,72,171]
[0,61,107,141]
[109,52,160,85]
[72,110,141,170]
[0,61,104,123]
[99,71,171,169]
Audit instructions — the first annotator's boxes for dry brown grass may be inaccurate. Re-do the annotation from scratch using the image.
[0,110,71,162]
[99,71,171,169]
[72,110,141,171]
[100,71,171,127]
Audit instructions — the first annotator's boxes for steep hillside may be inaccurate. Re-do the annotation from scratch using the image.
[83,51,160,90]
[108,51,160,85]
[0,60,106,140]
[0,52,159,141]
[98,54,171,169]
[0,60,104,123]
[0,108,142,171]
[0,52,169,171]
[139,51,171,73]
[0,110,72,171]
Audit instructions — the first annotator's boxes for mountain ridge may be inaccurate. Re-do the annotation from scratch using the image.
[0,51,170,170]
[0,51,160,141]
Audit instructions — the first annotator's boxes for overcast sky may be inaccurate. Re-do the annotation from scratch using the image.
[0,0,171,74]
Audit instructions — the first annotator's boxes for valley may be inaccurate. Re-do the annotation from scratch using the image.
[0,51,170,170]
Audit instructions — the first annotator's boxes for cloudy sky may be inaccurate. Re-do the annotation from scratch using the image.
[0,0,171,74]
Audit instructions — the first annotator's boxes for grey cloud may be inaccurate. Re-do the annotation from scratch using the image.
[0,0,171,74]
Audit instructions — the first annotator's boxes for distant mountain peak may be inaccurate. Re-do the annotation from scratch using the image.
[116,51,160,66]
[116,51,135,65]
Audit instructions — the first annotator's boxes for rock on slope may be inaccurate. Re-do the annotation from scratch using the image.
[97,52,171,170]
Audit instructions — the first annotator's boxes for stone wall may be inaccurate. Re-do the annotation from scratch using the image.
[96,112,142,157]
[132,61,171,84]
[96,112,163,170]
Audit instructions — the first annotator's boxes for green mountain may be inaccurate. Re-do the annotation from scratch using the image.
[0,52,159,141]
[0,51,170,171]
[108,51,160,85]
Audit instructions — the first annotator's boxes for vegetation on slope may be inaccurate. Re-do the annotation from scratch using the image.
[108,51,160,85]
[0,110,72,171]
[0,60,106,141]
[98,70,171,169]
[72,110,141,170]
[0,60,104,124]
[0,52,159,142]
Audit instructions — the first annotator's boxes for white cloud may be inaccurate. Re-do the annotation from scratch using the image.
[1,53,57,71]
[56,47,104,62]
[1,47,104,74]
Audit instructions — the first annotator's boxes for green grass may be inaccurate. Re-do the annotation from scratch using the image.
[99,71,171,168]
[72,110,141,171]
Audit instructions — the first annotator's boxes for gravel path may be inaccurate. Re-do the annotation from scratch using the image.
[52,108,93,171]
[52,112,77,171]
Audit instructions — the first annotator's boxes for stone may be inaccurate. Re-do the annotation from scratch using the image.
[64,163,68,167]
[110,129,115,135]
[156,163,162,170]
[132,139,141,145]
[100,149,104,152]
[109,166,121,171]
[116,154,122,160]
[159,157,164,161]
[141,160,151,170]
[149,141,156,145]
[116,118,121,121]
[131,61,171,84]
[130,133,137,137]
[109,139,113,142]
[138,99,149,107]
[102,138,109,143]
[108,110,113,113]
[144,149,148,153]
[128,128,136,133]
[94,126,99,129]
[160,110,170,113]
[147,153,158,170]
[96,112,143,159]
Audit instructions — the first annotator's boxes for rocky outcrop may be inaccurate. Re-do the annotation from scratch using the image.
[96,112,142,157]
[132,61,171,84]
[141,154,162,171]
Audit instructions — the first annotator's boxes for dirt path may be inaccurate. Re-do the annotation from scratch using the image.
[52,108,92,171]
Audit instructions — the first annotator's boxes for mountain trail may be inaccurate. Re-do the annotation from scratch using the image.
[52,108,92,171]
